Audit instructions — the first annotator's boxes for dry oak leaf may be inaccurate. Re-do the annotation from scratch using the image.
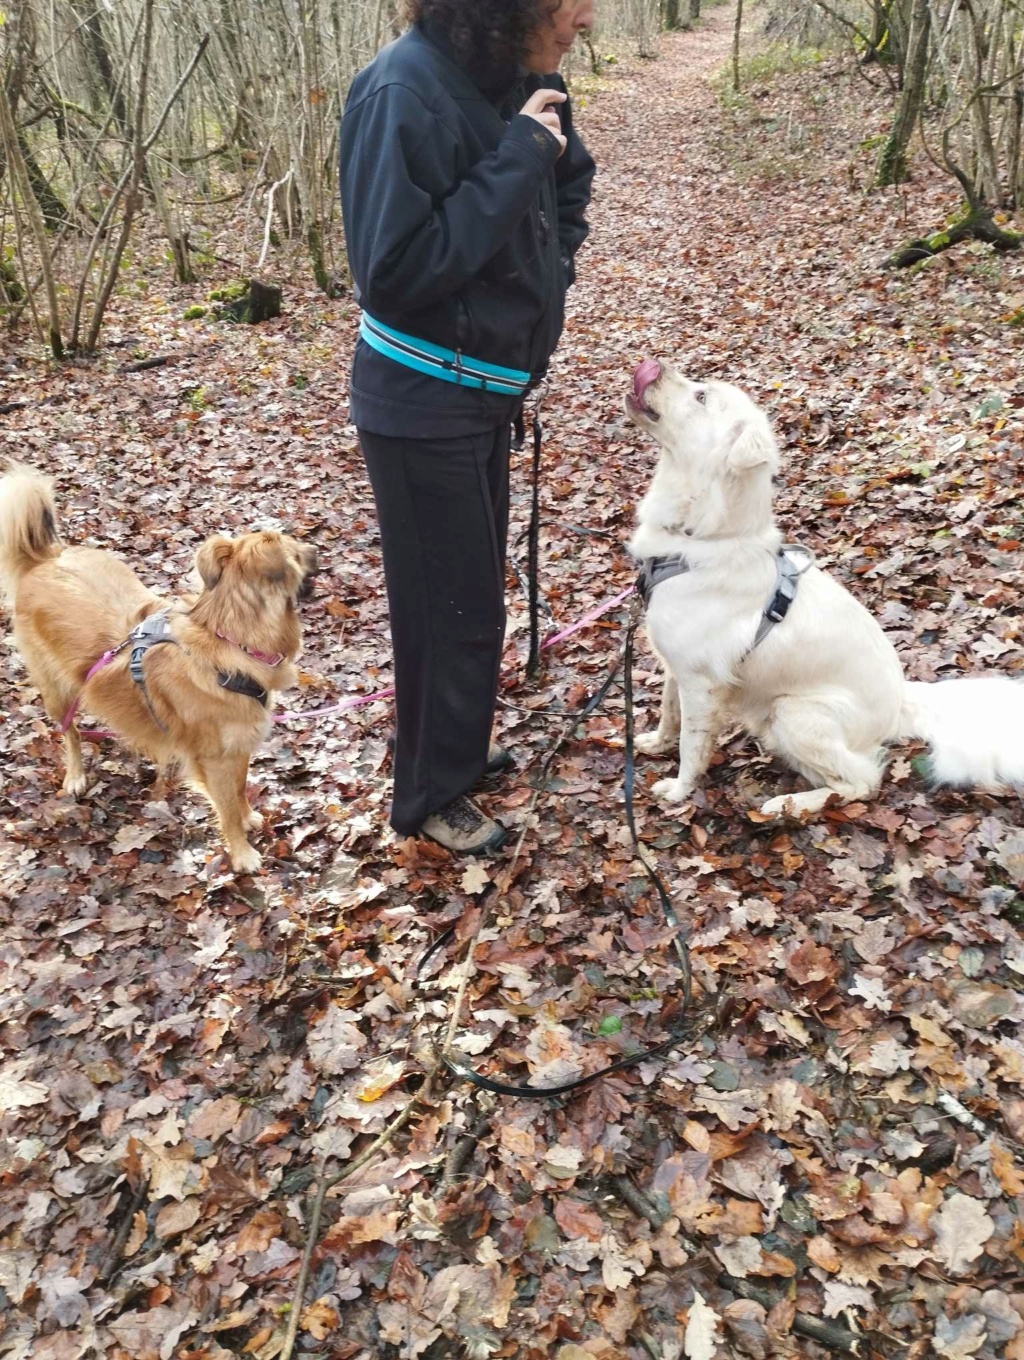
[714,1235,763,1278]
[154,1197,202,1240]
[460,862,490,895]
[722,1298,770,1360]
[600,1231,649,1291]
[306,1005,366,1075]
[684,1290,722,1360]
[933,1312,988,1359]
[106,1301,197,1360]
[990,1140,1024,1197]
[186,1095,242,1142]
[785,940,837,985]
[300,1296,341,1342]
[553,1197,606,1241]
[823,1280,874,1318]
[807,1235,841,1272]
[0,1060,49,1111]
[931,1194,995,1274]
[0,1251,35,1306]
[237,1209,284,1254]
[138,1134,202,1203]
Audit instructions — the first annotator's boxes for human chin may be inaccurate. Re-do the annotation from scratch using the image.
[524,40,562,73]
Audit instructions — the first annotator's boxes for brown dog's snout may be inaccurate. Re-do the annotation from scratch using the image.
[297,546,319,602]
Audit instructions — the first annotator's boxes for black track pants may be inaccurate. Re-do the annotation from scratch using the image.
[358,424,511,834]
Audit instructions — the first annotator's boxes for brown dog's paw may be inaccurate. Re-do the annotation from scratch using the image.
[229,845,263,875]
[242,808,264,834]
[62,772,90,798]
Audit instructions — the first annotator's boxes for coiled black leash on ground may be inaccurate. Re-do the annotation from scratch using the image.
[415,596,697,1100]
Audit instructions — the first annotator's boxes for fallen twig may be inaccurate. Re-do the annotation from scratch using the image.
[278,1069,441,1360]
[440,1097,496,1191]
[607,1175,868,1356]
[97,1174,149,1284]
[719,1275,866,1355]
[118,355,173,373]
[609,1173,668,1229]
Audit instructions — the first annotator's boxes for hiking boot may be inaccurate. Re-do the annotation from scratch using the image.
[420,795,508,856]
[386,735,513,778]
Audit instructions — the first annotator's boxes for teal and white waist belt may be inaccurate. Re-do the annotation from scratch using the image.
[359,312,532,396]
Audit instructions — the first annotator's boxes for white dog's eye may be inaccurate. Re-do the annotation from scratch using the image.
[694,389,707,405]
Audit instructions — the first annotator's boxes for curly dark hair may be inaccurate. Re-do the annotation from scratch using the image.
[404,0,558,73]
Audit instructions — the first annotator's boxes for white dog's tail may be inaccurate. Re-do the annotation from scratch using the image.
[898,677,1024,789]
[0,464,61,599]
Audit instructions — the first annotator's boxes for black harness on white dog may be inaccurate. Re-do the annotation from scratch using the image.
[636,544,815,654]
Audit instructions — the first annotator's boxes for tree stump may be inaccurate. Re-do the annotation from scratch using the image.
[217,279,282,323]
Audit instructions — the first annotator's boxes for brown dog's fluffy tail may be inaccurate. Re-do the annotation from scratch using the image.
[0,464,61,598]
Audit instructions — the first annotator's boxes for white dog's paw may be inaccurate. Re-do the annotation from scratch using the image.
[230,845,263,875]
[243,808,264,834]
[651,777,692,804]
[62,772,89,798]
[635,731,675,757]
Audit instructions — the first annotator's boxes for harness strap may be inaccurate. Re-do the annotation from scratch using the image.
[128,611,178,732]
[218,671,269,706]
[637,544,815,655]
[360,312,533,396]
[750,545,814,650]
[636,554,692,607]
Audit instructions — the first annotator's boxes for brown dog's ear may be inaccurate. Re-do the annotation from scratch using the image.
[195,535,235,588]
[724,419,777,472]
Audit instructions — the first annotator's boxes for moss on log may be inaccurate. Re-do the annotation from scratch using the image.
[886,208,1022,268]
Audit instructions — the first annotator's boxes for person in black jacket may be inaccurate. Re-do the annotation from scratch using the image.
[340,0,595,854]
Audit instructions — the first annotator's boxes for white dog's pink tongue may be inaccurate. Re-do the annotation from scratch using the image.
[633,359,661,401]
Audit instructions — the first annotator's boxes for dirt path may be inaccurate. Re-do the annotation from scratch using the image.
[2,11,1024,1359]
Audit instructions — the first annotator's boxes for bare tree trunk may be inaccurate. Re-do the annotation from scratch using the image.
[733,0,744,92]
[69,0,132,136]
[0,80,64,358]
[876,0,929,185]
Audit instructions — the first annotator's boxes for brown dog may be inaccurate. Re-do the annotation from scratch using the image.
[0,464,317,873]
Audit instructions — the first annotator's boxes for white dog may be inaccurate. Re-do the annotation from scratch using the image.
[625,359,1024,817]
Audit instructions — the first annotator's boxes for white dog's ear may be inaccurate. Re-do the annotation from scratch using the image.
[723,419,776,471]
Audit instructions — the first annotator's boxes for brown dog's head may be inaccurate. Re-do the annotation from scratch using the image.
[195,531,318,607]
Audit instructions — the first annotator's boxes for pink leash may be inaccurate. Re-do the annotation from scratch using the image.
[57,586,635,734]
[272,684,396,724]
[539,585,634,652]
[59,650,120,740]
[272,584,634,724]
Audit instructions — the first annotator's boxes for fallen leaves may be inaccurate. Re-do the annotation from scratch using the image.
[931,1194,996,1275]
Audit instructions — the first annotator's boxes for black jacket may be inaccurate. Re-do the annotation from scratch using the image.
[340,21,596,436]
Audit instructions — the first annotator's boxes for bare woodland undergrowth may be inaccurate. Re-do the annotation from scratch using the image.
[2,10,1024,1360]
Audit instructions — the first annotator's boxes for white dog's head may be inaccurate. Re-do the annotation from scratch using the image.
[625,360,780,539]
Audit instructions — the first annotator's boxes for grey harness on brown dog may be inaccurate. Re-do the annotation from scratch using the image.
[128,611,269,731]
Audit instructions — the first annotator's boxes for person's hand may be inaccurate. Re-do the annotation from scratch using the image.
[520,89,567,155]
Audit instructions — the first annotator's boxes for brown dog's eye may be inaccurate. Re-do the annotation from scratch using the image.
[694,389,707,405]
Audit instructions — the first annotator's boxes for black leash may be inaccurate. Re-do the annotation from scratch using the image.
[526,401,543,679]
[415,598,696,1100]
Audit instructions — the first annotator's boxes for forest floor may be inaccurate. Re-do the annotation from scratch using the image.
[2,6,1024,1360]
